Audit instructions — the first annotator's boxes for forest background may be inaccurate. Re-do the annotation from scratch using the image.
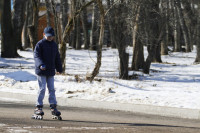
[1,0,200,81]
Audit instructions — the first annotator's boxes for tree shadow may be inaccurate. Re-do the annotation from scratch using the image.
[0,70,36,82]
[107,80,150,91]
[43,119,200,130]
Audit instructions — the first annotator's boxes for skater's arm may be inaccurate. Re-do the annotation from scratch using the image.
[55,45,62,73]
[34,42,45,69]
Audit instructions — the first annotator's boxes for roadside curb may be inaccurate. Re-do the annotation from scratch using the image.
[0,91,199,120]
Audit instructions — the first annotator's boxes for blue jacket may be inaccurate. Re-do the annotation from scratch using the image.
[34,38,62,76]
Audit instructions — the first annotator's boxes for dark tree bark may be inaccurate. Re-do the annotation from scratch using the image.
[107,0,116,48]
[75,0,82,49]
[76,14,81,49]
[22,1,30,49]
[131,3,145,71]
[1,0,17,57]
[51,0,60,44]
[12,0,26,51]
[60,0,95,73]
[28,0,39,50]
[194,1,200,63]
[88,0,105,82]
[160,0,169,55]
[172,0,181,52]
[143,0,161,74]
[113,2,129,79]
[0,1,3,22]
[71,25,77,48]
[81,0,90,49]
[60,0,68,33]
[90,2,99,50]
[70,0,77,49]
[175,0,191,52]
[45,0,51,26]
[182,0,196,50]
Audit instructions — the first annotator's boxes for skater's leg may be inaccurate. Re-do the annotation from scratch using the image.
[50,104,61,116]
[36,76,47,106]
[32,105,44,120]
[34,105,44,115]
[46,76,57,105]
[47,77,62,120]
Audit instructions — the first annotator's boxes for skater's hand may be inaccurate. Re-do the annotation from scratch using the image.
[56,72,61,75]
[40,65,46,70]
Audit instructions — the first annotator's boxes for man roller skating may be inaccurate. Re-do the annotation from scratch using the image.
[32,26,62,120]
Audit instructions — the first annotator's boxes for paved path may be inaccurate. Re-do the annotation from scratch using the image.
[0,101,200,133]
[1,91,200,119]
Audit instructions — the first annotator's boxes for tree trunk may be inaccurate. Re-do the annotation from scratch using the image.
[131,4,144,71]
[194,1,200,63]
[28,0,39,50]
[107,0,116,48]
[60,0,95,73]
[23,0,31,49]
[71,25,77,48]
[87,0,105,82]
[182,0,196,50]
[81,0,90,49]
[172,1,181,52]
[143,0,160,74]
[1,0,17,58]
[195,22,200,63]
[45,0,51,26]
[0,1,3,22]
[22,1,29,49]
[51,0,60,44]
[114,3,129,79]
[90,2,99,50]
[76,15,81,49]
[70,0,77,48]
[175,0,191,52]
[12,0,25,51]
[60,0,68,33]
[160,0,169,55]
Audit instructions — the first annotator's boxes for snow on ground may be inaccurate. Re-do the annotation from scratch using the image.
[0,47,200,109]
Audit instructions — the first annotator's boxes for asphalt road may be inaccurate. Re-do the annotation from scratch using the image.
[0,101,200,133]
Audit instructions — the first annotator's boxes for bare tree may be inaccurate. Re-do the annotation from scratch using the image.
[70,0,77,48]
[22,0,30,49]
[113,1,130,79]
[60,0,95,73]
[195,1,200,63]
[87,0,105,82]
[12,0,26,51]
[28,0,39,50]
[75,1,82,50]
[45,0,51,26]
[131,0,145,71]
[172,0,181,52]
[143,0,161,74]
[182,0,197,50]
[90,2,99,50]
[175,0,191,52]
[0,1,3,22]
[1,0,17,57]
[51,0,60,43]
[60,0,68,33]
[81,0,90,49]
[106,0,116,48]
[160,0,169,55]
